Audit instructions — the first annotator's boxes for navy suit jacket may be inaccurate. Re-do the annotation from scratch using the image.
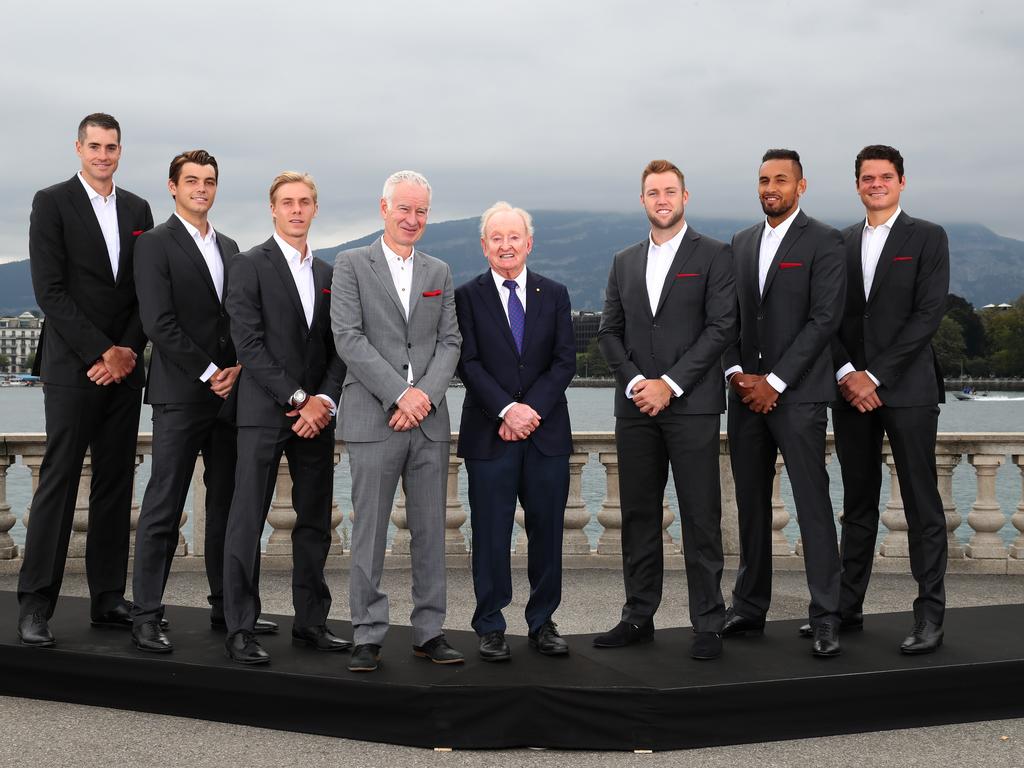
[455,269,576,460]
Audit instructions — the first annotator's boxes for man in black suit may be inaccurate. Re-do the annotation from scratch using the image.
[809,145,949,654]
[594,160,737,660]
[17,113,153,646]
[130,150,277,652]
[221,172,348,664]
[455,202,577,661]
[722,149,847,656]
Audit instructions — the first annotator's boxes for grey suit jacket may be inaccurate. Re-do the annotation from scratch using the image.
[331,238,461,443]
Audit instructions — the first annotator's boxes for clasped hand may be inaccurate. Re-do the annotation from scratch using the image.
[633,378,672,416]
[389,387,431,432]
[731,373,778,414]
[839,371,883,413]
[88,345,137,385]
[287,395,332,438]
[209,365,241,399]
[499,403,541,441]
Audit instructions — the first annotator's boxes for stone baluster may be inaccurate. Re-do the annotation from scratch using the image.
[0,454,17,559]
[662,501,676,554]
[879,452,910,557]
[772,456,793,556]
[564,452,592,555]
[129,453,148,557]
[265,458,296,557]
[719,446,740,557]
[514,504,527,554]
[935,449,964,560]
[965,453,1007,559]
[67,456,93,558]
[330,450,344,554]
[1011,454,1024,559]
[191,457,207,557]
[445,454,468,553]
[390,486,410,554]
[597,452,622,554]
[21,453,45,529]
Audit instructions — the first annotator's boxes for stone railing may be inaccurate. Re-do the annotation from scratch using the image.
[0,432,1022,575]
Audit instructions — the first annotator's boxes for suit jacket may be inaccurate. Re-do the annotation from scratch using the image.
[723,210,846,404]
[455,269,576,460]
[598,227,737,417]
[832,212,949,408]
[331,239,461,443]
[29,175,154,388]
[225,237,346,429]
[135,215,240,405]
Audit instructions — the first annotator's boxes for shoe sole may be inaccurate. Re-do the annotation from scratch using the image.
[223,650,271,665]
[479,653,512,662]
[133,641,173,654]
[691,650,722,660]
[900,638,943,655]
[592,634,654,649]
[812,648,842,657]
[348,658,381,673]
[291,637,353,652]
[18,636,56,648]
[529,641,569,656]
[413,650,465,664]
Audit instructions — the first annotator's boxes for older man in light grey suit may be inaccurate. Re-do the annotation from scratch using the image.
[332,170,462,673]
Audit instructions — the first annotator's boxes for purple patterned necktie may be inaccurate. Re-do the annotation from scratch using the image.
[504,279,525,354]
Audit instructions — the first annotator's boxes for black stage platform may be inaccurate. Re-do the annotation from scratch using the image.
[1,591,1022,751]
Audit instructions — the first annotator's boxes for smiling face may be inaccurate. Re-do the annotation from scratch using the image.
[758,158,806,224]
[169,162,218,222]
[381,180,430,256]
[75,125,121,192]
[482,209,532,280]
[857,158,905,219]
[270,181,318,242]
[641,171,689,239]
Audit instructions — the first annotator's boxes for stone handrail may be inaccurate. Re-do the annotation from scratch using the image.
[0,432,1022,575]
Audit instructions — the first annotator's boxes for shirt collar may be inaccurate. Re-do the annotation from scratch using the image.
[77,171,116,202]
[648,223,688,254]
[764,207,800,241]
[491,267,527,293]
[864,206,902,232]
[273,233,313,265]
[381,236,414,264]
[174,212,217,244]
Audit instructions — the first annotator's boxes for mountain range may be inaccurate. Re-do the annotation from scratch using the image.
[2,213,1022,313]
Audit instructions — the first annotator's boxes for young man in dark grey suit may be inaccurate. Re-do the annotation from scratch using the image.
[221,172,348,664]
[18,113,153,646]
[595,160,737,660]
[130,150,276,653]
[811,145,949,654]
[722,149,847,657]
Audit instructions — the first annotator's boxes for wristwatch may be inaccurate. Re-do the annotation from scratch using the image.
[289,388,309,409]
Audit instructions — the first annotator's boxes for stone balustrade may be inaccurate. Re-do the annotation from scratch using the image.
[0,432,1023,575]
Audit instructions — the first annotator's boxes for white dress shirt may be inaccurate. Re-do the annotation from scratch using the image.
[381,237,416,388]
[492,267,528,418]
[624,227,687,401]
[272,233,336,412]
[175,213,224,383]
[77,172,120,280]
[834,208,901,386]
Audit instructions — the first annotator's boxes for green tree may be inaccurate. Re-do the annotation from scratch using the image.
[980,296,1024,376]
[944,294,986,358]
[577,337,611,378]
[0,354,10,371]
[932,316,966,376]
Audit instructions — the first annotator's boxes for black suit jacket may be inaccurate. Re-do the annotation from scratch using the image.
[832,212,949,408]
[455,269,576,460]
[723,210,846,404]
[29,175,154,388]
[225,237,346,429]
[135,215,240,405]
[598,227,737,417]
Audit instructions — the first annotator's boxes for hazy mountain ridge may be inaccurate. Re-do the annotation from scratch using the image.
[2,214,1022,313]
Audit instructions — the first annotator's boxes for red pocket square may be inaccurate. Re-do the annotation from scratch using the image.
[321,288,331,294]
[676,272,701,278]
[779,262,803,269]
[422,289,442,297]
[893,256,913,262]
[132,229,145,236]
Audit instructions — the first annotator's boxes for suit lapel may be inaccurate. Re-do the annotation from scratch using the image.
[521,270,543,354]
[167,215,221,304]
[217,233,234,304]
[65,176,115,283]
[311,259,331,333]
[760,210,807,301]
[266,238,310,333]
[368,239,407,322]
[407,250,429,322]
[654,228,699,317]
[867,213,914,306]
[845,225,866,309]
[114,192,134,286]
[478,272,519,356]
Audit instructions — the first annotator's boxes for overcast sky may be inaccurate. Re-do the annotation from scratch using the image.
[1,0,1021,263]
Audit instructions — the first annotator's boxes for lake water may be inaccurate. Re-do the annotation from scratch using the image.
[1,386,1022,549]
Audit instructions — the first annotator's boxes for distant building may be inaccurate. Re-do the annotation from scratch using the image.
[572,310,602,354]
[0,312,42,373]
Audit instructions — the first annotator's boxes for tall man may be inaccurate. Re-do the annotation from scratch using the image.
[130,150,276,653]
[721,149,846,657]
[455,202,576,661]
[221,172,348,664]
[815,145,949,654]
[18,113,153,646]
[332,170,462,673]
[595,160,737,661]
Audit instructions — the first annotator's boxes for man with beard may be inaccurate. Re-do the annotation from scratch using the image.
[594,159,737,660]
[721,149,846,657]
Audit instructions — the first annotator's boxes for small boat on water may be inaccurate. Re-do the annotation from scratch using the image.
[954,391,1024,402]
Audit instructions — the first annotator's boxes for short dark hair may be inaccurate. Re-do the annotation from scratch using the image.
[169,150,219,185]
[641,159,685,193]
[78,113,121,144]
[855,144,905,180]
[761,148,803,179]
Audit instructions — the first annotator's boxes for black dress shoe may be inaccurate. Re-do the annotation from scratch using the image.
[479,630,511,661]
[291,624,353,652]
[720,607,765,638]
[348,643,382,672]
[132,620,173,653]
[798,613,863,638]
[413,634,465,664]
[18,612,55,647]
[812,623,841,657]
[225,631,270,665]
[529,621,569,656]
[592,620,654,648]
[211,615,278,635]
[900,619,943,655]
[94,602,169,630]
[690,631,722,660]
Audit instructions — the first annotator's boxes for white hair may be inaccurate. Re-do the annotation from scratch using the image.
[382,170,432,207]
[479,201,535,238]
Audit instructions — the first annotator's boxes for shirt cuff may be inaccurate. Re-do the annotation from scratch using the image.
[199,362,218,383]
[835,362,856,382]
[660,375,683,398]
[395,386,411,405]
[498,402,516,419]
[766,372,787,393]
[625,374,644,399]
[866,370,881,387]
[723,365,743,383]
[315,394,337,416]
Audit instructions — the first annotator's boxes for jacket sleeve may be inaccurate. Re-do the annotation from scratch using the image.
[117,198,154,352]
[521,283,577,419]
[415,264,462,406]
[455,286,516,419]
[597,255,642,388]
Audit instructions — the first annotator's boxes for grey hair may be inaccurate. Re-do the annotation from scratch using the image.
[382,170,432,207]
[479,201,535,238]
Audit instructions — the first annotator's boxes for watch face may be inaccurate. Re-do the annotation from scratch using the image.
[292,389,307,404]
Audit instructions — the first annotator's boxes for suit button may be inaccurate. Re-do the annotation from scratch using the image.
[407,343,412,349]
[864,312,870,319]
[219,336,227,344]
[519,364,525,370]
[219,312,226,319]
[756,314,763,320]
[402,364,408,370]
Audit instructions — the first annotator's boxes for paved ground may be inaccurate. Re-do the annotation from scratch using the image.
[1,567,1022,767]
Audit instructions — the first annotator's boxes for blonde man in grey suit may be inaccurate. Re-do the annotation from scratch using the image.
[332,170,463,673]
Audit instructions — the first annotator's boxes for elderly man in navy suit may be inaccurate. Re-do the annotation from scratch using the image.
[455,202,576,661]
